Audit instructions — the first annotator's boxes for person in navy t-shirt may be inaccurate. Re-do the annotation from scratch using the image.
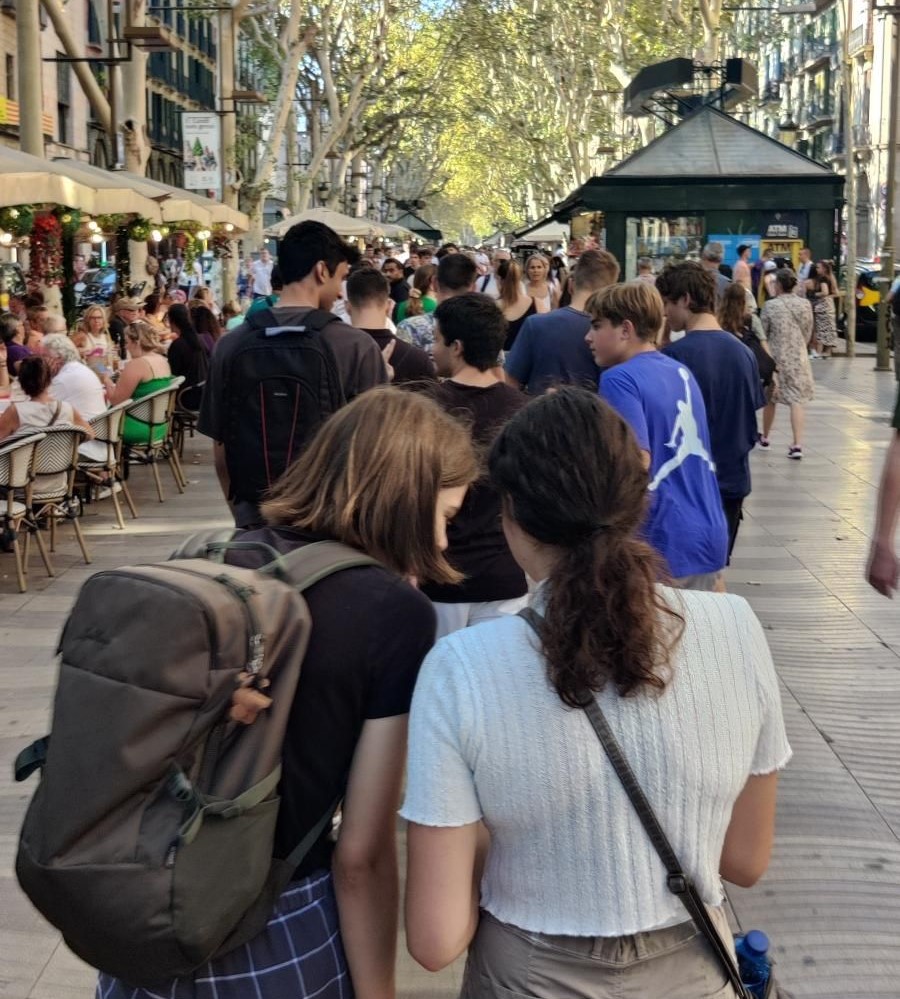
[657,262,765,561]
[504,249,620,395]
[585,281,728,589]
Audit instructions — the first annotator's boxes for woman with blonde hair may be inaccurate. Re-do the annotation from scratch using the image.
[524,253,560,313]
[105,319,173,445]
[397,264,438,323]
[72,305,115,370]
[97,387,479,999]
[497,258,536,351]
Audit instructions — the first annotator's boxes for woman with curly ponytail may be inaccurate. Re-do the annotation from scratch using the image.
[402,386,791,997]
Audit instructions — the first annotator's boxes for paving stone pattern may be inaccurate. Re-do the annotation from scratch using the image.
[1,361,898,998]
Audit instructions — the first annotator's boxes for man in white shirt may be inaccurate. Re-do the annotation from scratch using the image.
[249,248,274,299]
[478,248,511,299]
[42,334,107,463]
[796,246,813,285]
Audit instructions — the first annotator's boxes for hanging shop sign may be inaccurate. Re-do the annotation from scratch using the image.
[182,113,221,198]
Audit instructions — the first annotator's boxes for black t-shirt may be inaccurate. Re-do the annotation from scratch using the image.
[389,279,410,305]
[226,526,436,876]
[421,381,529,603]
[360,327,435,385]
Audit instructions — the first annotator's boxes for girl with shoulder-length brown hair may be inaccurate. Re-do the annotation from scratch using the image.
[262,386,478,585]
[99,386,479,999]
[402,386,791,998]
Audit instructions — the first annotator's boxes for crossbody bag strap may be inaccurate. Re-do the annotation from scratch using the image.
[518,608,751,999]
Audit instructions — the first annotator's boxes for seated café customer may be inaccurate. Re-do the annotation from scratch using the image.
[166,306,209,409]
[42,334,107,462]
[109,297,143,359]
[105,321,172,446]
[0,314,30,376]
[0,356,94,491]
[402,387,791,997]
[190,303,222,353]
[72,305,115,372]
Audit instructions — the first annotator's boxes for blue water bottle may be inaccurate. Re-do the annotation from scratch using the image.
[734,929,771,998]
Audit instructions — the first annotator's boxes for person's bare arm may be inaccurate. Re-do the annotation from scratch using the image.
[333,715,408,999]
[720,772,778,887]
[107,364,144,406]
[867,431,900,596]
[0,405,20,440]
[405,821,483,972]
[70,407,95,439]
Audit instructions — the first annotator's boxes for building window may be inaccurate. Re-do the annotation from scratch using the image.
[57,53,71,144]
[87,0,101,45]
[5,53,14,100]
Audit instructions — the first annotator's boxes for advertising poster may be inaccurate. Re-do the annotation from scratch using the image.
[708,234,761,268]
[183,113,221,197]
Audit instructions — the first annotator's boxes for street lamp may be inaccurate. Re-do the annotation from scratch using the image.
[778,115,799,147]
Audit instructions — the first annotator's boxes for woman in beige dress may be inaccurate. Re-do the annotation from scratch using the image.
[760,269,814,459]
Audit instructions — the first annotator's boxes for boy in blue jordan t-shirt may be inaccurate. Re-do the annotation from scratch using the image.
[585,281,728,588]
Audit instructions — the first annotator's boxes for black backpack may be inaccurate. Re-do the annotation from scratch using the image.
[222,308,345,506]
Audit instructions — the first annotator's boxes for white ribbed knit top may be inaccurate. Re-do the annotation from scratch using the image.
[401,587,791,936]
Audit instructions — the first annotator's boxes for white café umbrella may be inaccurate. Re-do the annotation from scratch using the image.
[265,208,384,239]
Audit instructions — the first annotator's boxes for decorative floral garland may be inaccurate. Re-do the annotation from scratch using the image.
[128,217,152,242]
[29,213,64,286]
[54,207,82,239]
[0,205,35,238]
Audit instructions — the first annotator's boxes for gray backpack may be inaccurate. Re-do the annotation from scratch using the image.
[14,533,378,986]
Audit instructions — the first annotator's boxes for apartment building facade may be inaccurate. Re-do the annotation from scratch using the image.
[732,0,899,258]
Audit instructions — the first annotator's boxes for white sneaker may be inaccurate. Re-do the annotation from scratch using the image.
[96,482,123,500]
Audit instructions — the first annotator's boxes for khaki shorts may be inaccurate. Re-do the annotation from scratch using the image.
[460,907,739,999]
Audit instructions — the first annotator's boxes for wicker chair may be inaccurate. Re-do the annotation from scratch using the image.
[172,379,205,458]
[122,376,186,502]
[78,400,138,530]
[0,432,48,592]
[24,425,92,576]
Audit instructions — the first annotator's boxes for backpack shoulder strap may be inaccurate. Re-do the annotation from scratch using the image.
[169,528,241,561]
[267,539,382,591]
[244,307,339,337]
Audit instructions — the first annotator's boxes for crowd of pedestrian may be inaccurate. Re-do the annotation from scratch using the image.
[14,218,900,999]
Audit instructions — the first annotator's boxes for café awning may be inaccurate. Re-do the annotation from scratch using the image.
[50,159,213,227]
[0,147,162,219]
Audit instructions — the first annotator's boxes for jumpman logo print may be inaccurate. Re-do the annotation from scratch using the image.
[648,367,717,493]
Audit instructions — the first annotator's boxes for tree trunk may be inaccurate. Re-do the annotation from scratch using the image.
[248,12,313,235]
[40,0,111,132]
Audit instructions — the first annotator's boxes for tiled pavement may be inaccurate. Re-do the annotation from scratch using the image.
[2,360,899,998]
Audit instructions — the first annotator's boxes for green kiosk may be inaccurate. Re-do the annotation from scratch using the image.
[554,106,844,280]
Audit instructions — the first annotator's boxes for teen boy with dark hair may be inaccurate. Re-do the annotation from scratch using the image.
[346,268,434,385]
[199,221,386,528]
[423,293,529,635]
[657,261,764,559]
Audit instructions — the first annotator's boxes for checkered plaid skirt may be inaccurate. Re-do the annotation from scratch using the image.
[95,870,353,999]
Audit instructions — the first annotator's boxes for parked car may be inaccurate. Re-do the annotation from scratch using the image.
[0,261,26,301]
[75,267,118,308]
[845,261,900,342]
